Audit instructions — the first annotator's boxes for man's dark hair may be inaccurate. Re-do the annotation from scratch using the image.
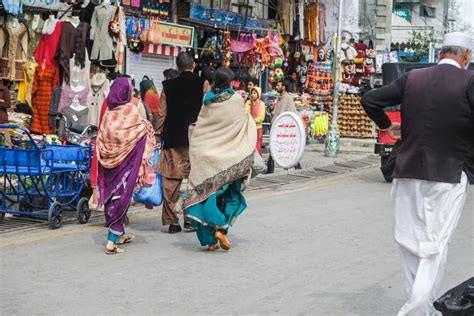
[176,52,194,71]
[163,68,179,80]
[279,78,293,92]
[213,67,235,92]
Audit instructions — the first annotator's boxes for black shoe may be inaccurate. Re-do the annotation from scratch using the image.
[183,221,197,232]
[168,223,182,234]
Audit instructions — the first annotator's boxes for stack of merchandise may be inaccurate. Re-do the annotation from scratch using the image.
[6,112,32,138]
[328,95,374,138]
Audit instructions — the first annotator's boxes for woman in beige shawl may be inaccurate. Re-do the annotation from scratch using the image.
[184,68,257,251]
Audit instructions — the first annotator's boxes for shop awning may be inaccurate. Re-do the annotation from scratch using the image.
[143,43,186,57]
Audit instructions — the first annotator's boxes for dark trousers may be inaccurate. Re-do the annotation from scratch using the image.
[161,176,182,225]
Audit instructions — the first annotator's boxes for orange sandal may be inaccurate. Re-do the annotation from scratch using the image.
[215,231,231,250]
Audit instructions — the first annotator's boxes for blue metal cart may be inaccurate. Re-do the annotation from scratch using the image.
[0,125,92,229]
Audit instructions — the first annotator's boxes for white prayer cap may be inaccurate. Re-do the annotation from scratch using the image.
[442,32,473,50]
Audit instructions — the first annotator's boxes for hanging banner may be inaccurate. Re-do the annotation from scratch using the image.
[156,21,194,47]
[189,3,273,33]
[23,0,70,10]
[142,0,171,19]
[269,112,306,169]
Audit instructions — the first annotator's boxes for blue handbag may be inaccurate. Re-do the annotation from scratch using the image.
[133,150,163,206]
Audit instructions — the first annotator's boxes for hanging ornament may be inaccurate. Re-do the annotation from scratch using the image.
[274,68,284,80]
[274,57,284,67]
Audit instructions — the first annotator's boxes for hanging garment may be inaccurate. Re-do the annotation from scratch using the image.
[16,60,37,107]
[318,2,327,44]
[26,17,44,60]
[87,73,109,126]
[31,64,56,134]
[277,0,295,36]
[35,20,63,85]
[90,3,116,61]
[69,54,91,88]
[115,5,127,72]
[57,84,89,114]
[0,21,28,81]
[58,105,89,140]
[55,21,90,84]
[392,172,469,316]
[24,60,37,107]
[2,0,24,15]
[35,20,62,65]
[77,1,96,25]
[304,2,318,42]
[0,80,11,124]
[49,86,62,133]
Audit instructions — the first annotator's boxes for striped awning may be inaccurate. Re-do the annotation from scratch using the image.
[143,43,186,57]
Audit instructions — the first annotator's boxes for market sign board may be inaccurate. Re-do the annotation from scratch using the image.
[157,22,194,47]
[269,112,306,169]
[393,8,411,21]
[189,3,273,34]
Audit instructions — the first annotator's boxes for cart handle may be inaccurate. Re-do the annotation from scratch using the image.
[0,124,41,150]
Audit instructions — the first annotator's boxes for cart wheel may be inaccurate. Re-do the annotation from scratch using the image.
[76,197,91,224]
[48,202,62,230]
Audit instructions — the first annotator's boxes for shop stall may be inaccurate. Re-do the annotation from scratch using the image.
[0,0,183,226]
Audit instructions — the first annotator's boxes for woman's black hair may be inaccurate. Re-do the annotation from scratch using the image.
[213,67,235,92]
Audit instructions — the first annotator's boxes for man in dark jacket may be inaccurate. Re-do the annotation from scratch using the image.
[156,52,208,234]
[361,32,473,316]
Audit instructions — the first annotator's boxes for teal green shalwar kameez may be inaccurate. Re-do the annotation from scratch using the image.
[186,180,246,246]
[183,88,257,248]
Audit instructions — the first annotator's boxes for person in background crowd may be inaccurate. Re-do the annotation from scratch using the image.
[132,88,149,121]
[156,52,208,234]
[184,67,257,251]
[272,78,297,121]
[139,77,160,130]
[245,87,265,155]
[361,32,474,316]
[201,66,216,88]
[290,72,300,93]
[163,68,179,81]
[0,79,12,147]
[246,78,258,93]
[233,80,247,100]
[96,77,156,255]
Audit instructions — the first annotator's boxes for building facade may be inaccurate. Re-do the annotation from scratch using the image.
[391,0,449,44]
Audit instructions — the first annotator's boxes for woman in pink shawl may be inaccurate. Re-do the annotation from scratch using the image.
[96,77,155,255]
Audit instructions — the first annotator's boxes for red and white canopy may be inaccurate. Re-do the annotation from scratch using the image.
[143,43,186,57]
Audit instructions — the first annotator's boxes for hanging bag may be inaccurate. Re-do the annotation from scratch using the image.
[141,18,161,45]
[133,150,163,206]
[251,150,267,178]
[108,4,121,37]
[128,19,145,54]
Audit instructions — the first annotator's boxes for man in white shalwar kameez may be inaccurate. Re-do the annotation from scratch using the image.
[361,32,474,316]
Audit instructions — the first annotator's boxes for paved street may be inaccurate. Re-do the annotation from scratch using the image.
[1,167,473,315]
